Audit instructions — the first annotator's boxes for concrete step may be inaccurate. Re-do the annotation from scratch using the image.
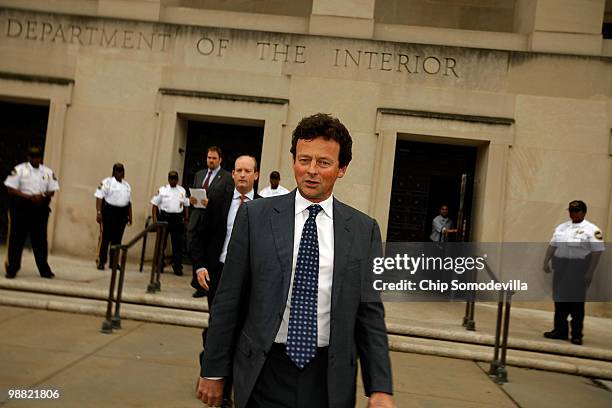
[2,287,612,380]
[3,278,611,363]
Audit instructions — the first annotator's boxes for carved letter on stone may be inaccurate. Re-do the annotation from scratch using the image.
[294,45,306,63]
[6,19,23,38]
[445,58,459,77]
[423,56,441,75]
[197,37,214,55]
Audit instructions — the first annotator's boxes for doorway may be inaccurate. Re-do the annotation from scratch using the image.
[387,140,477,242]
[182,119,265,191]
[0,100,49,244]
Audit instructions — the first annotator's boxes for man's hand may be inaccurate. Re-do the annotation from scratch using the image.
[96,212,102,224]
[368,392,395,408]
[189,196,198,205]
[197,268,210,290]
[201,198,208,207]
[196,377,224,406]
[543,262,552,274]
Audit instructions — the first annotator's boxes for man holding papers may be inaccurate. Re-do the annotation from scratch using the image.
[188,146,233,297]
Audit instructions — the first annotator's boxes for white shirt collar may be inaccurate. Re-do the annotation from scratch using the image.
[26,162,41,171]
[295,189,333,220]
[233,188,254,200]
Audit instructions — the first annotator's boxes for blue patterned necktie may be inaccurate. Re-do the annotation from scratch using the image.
[287,204,323,369]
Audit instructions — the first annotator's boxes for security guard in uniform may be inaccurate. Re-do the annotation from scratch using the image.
[95,163,132,270]
[4,147,59,279]
[151,171,189,276]
[542,200,604,345]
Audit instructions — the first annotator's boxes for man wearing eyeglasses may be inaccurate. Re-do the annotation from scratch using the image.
[542,200,605,345]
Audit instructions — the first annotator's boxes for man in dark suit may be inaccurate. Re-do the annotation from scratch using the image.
[192,155,261,407]
[189,146,234,297]
[197,114,394,408]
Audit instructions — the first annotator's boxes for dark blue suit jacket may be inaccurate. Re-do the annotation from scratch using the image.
[201,190,393,408]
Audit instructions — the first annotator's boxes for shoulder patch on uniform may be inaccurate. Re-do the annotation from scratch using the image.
[594,230,603,240]
[10,168,17,176]
[52,172,57,181]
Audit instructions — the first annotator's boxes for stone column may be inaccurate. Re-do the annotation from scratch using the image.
[514,0,605,55]
[310,0,375,38]
[98,0,161,22]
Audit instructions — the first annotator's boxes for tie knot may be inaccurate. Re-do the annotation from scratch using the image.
[307,204,323,218]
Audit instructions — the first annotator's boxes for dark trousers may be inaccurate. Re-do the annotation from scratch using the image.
[158,211,184,273]
[247,343,329,408]
[552,256,589,339]
[5,198,53,277]
[96,203,129,268]
[554,302,585,339]
[200,262,233,402]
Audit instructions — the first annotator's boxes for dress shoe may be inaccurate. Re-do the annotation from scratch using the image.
[41,272,55,279]
[96,264,105,270]
[5,273,16,279]
[174,269,184,276]
[571,338,583,345]
[543,330,568,340]
[192,290,206,298]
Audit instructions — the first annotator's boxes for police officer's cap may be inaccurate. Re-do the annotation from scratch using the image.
[568,200,587,213]
[27,146,43,157]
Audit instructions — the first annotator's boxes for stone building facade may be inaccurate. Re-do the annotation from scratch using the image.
[0,2,611,315]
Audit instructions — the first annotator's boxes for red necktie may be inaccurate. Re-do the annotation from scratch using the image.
[239,194,246,206]
[202,171,212,191]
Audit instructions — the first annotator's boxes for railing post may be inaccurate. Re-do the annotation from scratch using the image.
[139,216,151,272]
[489,290,504,377]
[462,269,476,331]
[101,246,119,334]
[147,224,163,293]
[496,291,513,383]
[154,223,166,292]
[111,247,128,329]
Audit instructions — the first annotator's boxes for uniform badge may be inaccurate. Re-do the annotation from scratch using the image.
[98,182,103,189]
[594,230,603,240]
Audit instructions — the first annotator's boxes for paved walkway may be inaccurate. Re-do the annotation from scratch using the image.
[2,251,612,356]
[1,306,611,408]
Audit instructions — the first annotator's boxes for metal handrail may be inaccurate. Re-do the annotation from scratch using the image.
[101,221,168,334]
[460,255,514,383]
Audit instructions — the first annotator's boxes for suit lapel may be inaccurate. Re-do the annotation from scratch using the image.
[270,191,296,304]
[208,169,222,190]
[331,198,353,313]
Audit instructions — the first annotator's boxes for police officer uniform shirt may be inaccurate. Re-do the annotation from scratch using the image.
[150,184,190,213]
[259,185,290,198]
[95,177,131,207]
[5,162,60,195]
[550,220,605,259]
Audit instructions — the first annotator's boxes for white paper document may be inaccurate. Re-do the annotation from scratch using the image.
[189,188,207,208]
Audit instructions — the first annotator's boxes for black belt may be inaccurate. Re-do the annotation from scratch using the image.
[103,201,129,209]
[159,210,182,216]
